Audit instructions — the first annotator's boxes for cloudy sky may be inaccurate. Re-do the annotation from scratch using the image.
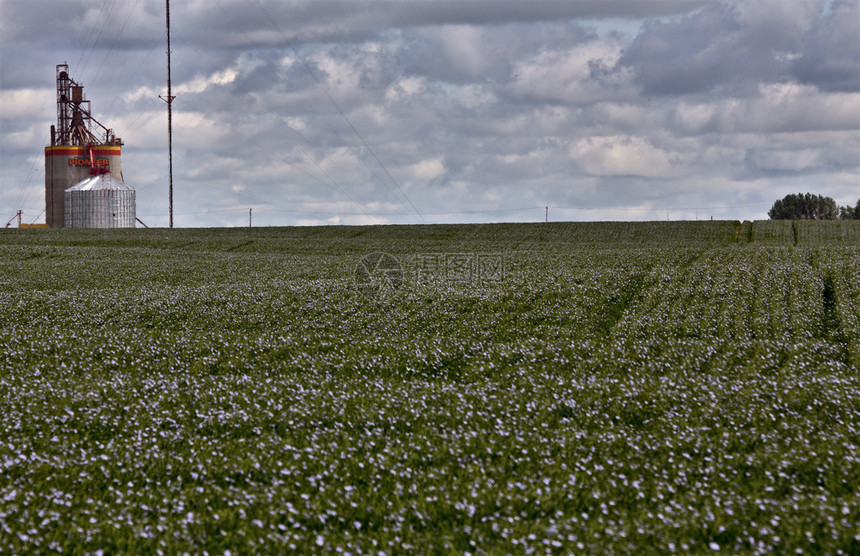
[1,0,858,227]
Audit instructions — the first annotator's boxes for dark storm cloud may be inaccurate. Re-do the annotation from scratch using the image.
[791,0,860,92]
[180,0,713,46]
[620,1,807,95]
[619,0,860,96]
[0,0,162,49]
[0,0,711,49]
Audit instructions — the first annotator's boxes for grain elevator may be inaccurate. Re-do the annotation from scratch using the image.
[45,63,134,228]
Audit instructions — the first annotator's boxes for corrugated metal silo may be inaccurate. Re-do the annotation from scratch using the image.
[64,173,136,228]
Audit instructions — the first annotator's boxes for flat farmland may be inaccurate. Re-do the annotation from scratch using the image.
[1,221,858,554]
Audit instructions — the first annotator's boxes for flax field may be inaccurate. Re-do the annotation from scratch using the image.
[1,221,858,554]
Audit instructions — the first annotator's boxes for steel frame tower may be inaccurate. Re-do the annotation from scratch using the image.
[53,63,121,147]
[160,0,176,228]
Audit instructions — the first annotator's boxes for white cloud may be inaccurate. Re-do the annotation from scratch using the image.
[715,83,860,133]
[1,0,857,226]
[0,88,53,123]
[176,68,239,95]
[508,38,632,104]
[385,76,427,103]
[573,136,680,178]
[401,158,446,182]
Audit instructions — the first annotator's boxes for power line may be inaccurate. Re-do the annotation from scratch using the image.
[249,0,425,223]
[483,134,578,223]
[9,133,51,222]
[91,0,145,89]
[150,21,384,225]
[138,202,776,221]
[249,94,380,224]
[201,0,401,223]
[77,0,117,76]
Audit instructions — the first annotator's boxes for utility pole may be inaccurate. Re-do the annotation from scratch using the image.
[159,0,176,228]
[545,206,548,223]
[249,208,252,228]
[4,210,23,229]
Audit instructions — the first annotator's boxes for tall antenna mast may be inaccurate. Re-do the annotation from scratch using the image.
[159,0,175,228]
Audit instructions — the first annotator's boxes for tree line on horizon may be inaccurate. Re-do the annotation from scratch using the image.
[768,193,860,220]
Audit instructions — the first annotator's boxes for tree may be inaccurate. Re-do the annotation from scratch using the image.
[839,199,860,220]
[768,193,839,220]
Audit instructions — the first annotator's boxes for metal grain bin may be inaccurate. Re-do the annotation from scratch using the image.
[64,173,135,228]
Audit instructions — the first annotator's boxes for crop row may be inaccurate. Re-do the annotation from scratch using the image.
[3,220,857,254]
[0,226,858,553]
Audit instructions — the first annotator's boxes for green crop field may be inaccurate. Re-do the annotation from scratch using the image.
[1,221,858,554]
